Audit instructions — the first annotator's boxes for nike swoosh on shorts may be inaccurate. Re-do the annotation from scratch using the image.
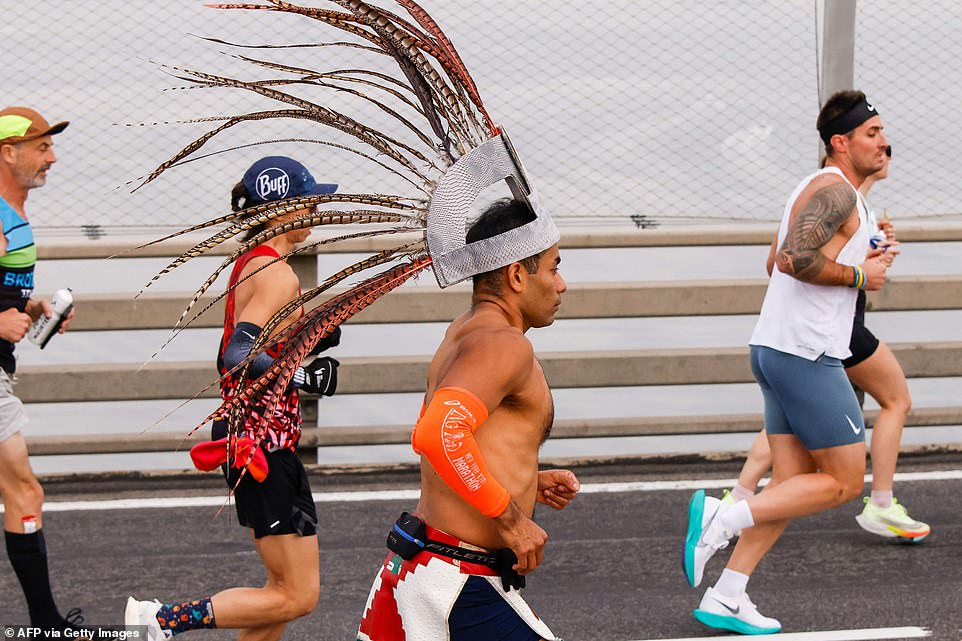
[845,415,862,435]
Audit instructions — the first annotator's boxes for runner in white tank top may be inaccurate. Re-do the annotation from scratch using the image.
[682,91,894,635]
[750,166,870,360]
[725,144,930,546]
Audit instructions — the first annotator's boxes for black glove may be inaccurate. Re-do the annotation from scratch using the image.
[308,326,341,356]
[299,356,339,396]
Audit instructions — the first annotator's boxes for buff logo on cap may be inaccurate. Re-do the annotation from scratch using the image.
[254,167,291,201]
[241,155,337,204]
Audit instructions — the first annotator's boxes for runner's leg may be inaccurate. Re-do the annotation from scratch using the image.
[211,532,319,633]
[845,342,910,494]
[0,432,66,626]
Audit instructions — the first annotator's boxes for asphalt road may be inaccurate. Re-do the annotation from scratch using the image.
[2,456,960,641]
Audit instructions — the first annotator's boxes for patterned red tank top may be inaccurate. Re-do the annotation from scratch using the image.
[217,245,303,451]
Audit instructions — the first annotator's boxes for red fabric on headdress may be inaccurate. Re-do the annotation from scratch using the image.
[190,436,268,482]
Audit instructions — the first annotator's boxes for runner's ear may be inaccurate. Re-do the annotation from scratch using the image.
[504,262,525,294]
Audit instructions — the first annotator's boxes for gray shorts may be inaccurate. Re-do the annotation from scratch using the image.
[0,369,28,444]
[750,345,865,450]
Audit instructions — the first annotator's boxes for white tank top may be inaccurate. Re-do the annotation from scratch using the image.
[749,166,870,360]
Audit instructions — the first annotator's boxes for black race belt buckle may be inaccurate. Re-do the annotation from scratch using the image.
[385,512,525,592]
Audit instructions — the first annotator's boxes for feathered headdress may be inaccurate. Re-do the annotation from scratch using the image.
[134,0,559,465]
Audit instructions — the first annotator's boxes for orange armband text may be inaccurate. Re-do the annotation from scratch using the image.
[411,386,510,518]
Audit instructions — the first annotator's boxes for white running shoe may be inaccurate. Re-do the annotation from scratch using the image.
[693,586,782,635]
[124,597,171,641]
[683,490,735,587]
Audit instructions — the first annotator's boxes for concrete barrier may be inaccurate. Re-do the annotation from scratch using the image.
[24,225,962,461]
[57,275,962,330]
[16,341,962,402]
[24,406,962,455]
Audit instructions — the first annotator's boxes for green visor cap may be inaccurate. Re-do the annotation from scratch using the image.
[0,115,33,141]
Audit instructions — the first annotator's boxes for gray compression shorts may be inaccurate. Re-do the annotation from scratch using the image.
[0,369,28,444]
[750,345,866,450]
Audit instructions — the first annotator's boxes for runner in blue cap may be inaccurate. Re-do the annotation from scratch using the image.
[126,156,341,641]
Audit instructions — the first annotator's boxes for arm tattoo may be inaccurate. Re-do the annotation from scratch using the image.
[776,182,856,282]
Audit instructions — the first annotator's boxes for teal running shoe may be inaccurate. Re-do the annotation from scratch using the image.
[683,490,734,587]
[694,587,782,635]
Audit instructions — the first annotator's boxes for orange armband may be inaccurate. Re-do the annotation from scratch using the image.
[411,386,510,518]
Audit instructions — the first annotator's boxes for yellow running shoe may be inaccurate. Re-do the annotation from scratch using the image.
[854,497,930,542]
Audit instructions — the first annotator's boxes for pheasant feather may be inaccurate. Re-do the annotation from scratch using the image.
[136,0,534,483]
[183,256,432,445]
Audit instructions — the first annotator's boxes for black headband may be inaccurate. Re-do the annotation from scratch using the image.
[818,98,880,145]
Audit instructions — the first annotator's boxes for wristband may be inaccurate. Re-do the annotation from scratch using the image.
[850,265,866,289]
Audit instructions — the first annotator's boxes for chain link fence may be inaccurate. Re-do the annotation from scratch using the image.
[2,1,960,235]
[854,1,962,220]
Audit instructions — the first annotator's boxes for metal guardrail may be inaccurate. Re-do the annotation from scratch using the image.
[24,225,962,459]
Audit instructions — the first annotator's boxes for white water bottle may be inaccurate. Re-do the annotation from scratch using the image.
[28,288,73,349]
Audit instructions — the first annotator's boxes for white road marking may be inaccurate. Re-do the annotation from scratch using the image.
[578,469,962,495]
[630,625,931,640]
[4,470,960,514]
[2,489,423,513]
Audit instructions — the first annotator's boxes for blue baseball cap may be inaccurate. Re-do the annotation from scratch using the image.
[242,156,337,204]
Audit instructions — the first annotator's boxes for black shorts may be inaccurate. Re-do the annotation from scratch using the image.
[843,291,880,368]
[212,422,318,539]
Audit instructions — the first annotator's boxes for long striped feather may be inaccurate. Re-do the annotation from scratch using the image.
[320,1,485,137]
[215,256,433,444]
[130,193,422,255]
[145,233,423,371]
[176,245,416,363]
[156,223,419,343]
[134,86,435,194]
[237,255,434,440]
[395,0,496,135]
[257,241,422,343]
[156,63,440,169]
[199,35,386,57]
[139,1,507,477]
[135,206,415,297]
[331,0,476,154]
[165,253,430,449]
[205,3,382,47]
[213,20,480,143]
[158,219,422,340]
[136,109,360,189]
[220,54,467,145]
[206,0,487,139]
[162,137,433,194]
[185,205,416,260]
[185,256,432,448]
[229,245,418,404]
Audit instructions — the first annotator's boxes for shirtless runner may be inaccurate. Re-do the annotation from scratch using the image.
[357,198,580,641]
